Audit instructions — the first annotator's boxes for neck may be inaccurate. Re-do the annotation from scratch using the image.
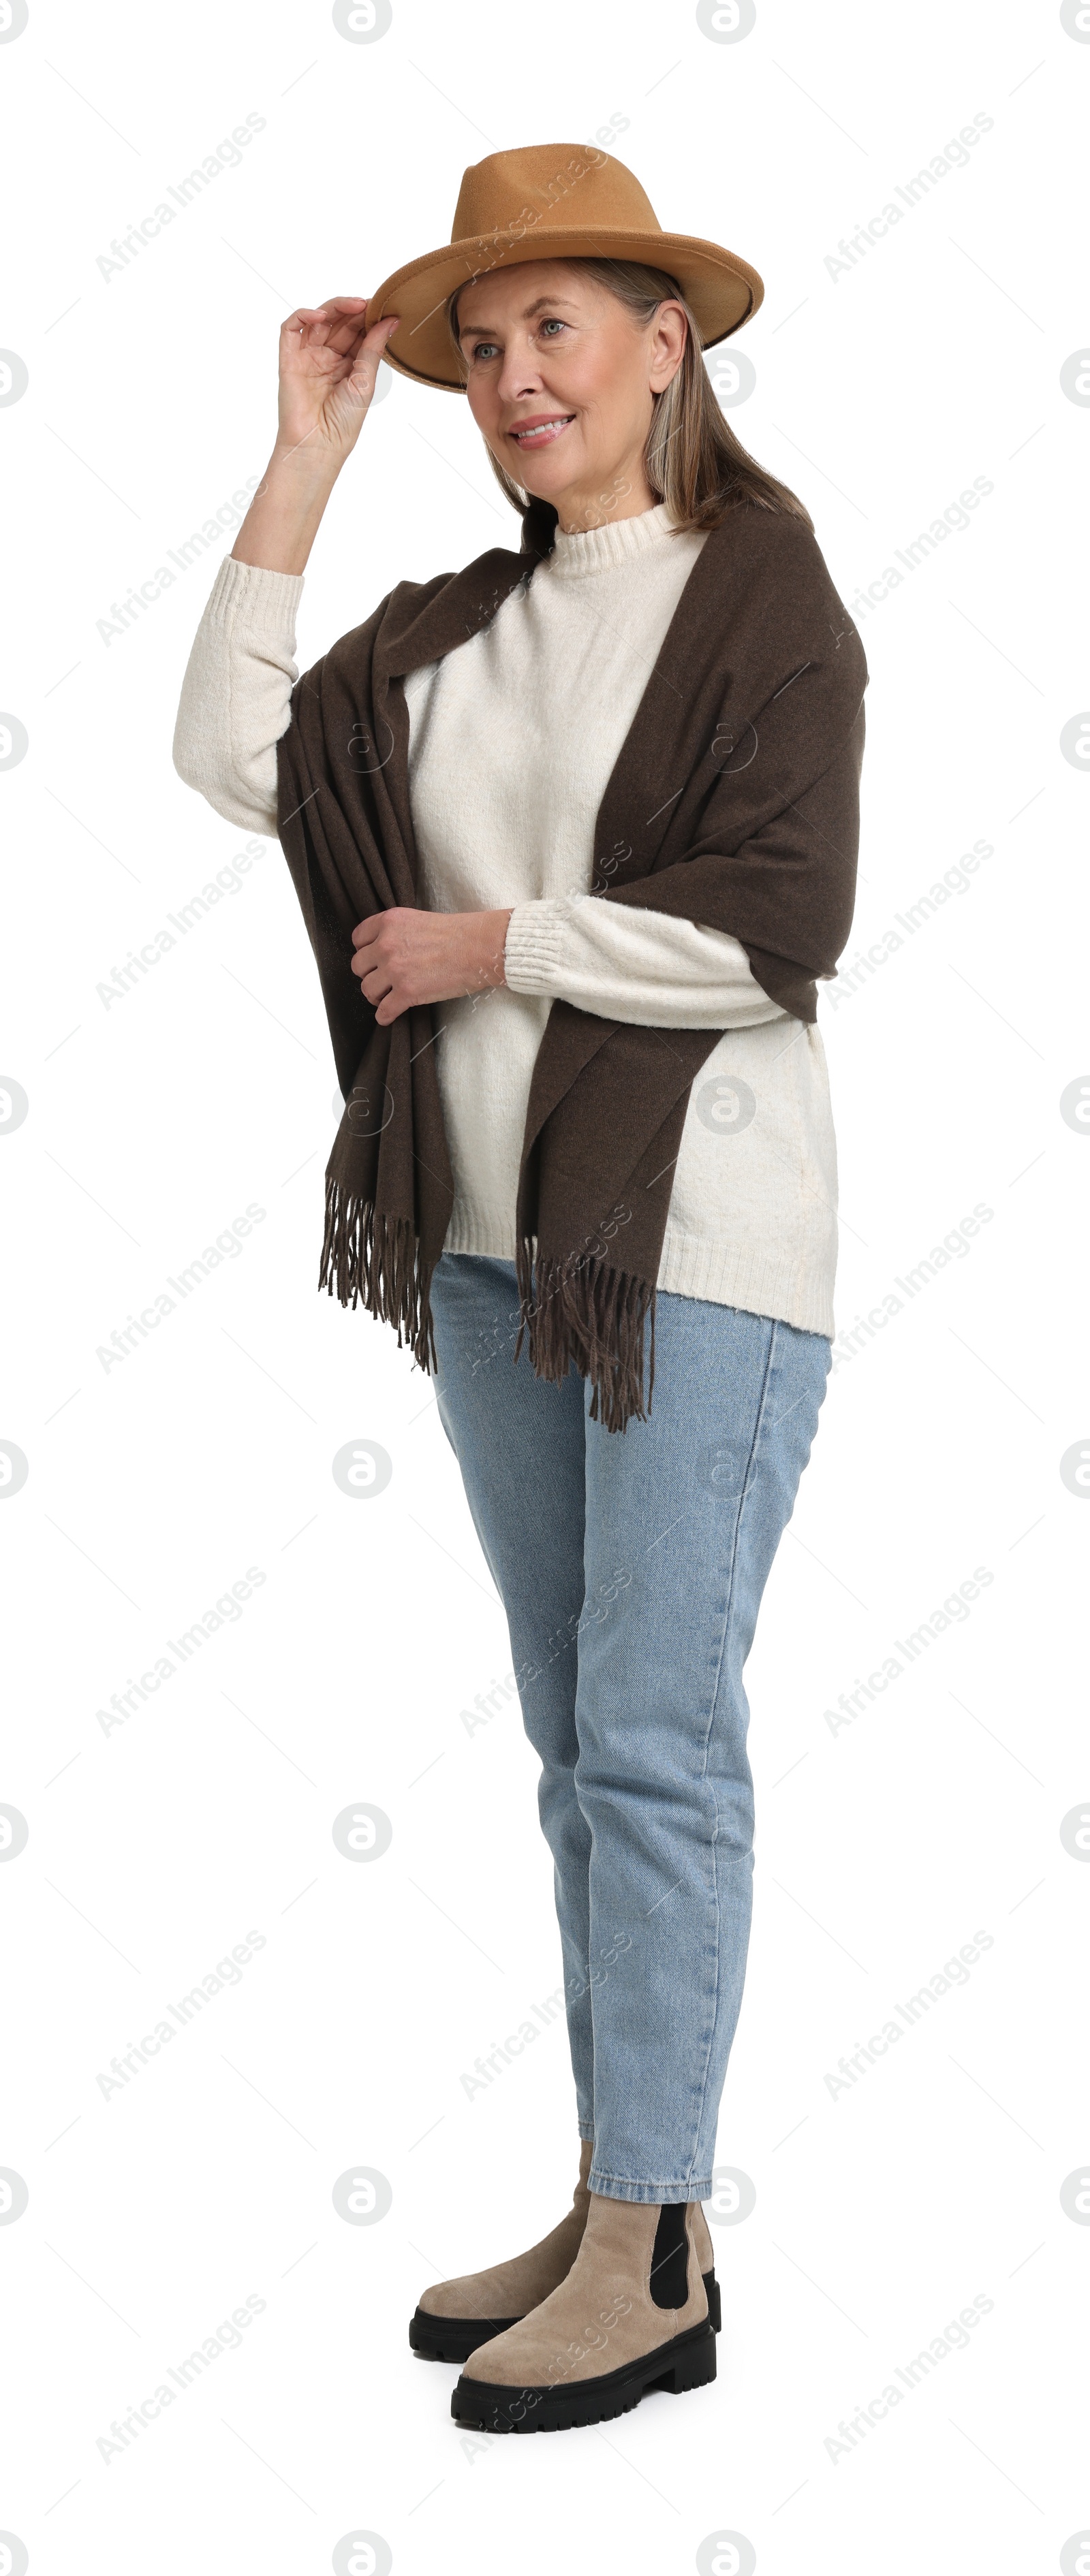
[550,461,659,538]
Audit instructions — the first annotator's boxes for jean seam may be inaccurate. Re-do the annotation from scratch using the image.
[684,1317,779,2188]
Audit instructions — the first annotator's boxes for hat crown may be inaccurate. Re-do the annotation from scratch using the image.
[450,144,663,253]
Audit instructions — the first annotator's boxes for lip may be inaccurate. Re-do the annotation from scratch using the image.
[507,413,576,447]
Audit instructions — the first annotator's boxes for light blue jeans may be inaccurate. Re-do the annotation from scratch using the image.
[429,1255,831,2204]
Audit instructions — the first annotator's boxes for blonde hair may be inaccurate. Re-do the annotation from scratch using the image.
[446,256,813,537]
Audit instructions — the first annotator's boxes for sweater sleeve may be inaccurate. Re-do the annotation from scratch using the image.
[172,555,303,835]
[503,891,787,1030]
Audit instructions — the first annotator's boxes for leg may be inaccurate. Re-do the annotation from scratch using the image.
[428,1254,595,2131]
[574,1297,831,2201]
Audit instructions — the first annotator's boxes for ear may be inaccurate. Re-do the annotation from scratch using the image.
[649,300,688,395]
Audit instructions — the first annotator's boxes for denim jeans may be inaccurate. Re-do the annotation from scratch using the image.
[429,1254,832,2204]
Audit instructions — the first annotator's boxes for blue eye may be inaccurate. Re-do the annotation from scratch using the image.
[468,317,567,360]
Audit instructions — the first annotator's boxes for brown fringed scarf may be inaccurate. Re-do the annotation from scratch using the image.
[275,495,867,1431]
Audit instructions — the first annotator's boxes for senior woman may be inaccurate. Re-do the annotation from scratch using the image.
[174,142,867,2437]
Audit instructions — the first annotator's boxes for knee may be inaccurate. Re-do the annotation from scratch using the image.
[537,1766,590,1862]
[519,1687,580,1775]
[572,1742,753,1851]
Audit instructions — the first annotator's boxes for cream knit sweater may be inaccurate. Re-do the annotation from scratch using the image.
[173,503,840,1336]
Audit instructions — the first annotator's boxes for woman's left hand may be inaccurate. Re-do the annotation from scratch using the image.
[350,906,512,1025]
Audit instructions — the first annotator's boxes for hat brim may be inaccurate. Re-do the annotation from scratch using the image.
[367,229,764,392]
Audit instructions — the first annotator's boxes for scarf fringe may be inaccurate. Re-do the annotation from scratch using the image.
[514,1240,656,1435]
[320,1179,654,1429]
[320,1178,437,1373]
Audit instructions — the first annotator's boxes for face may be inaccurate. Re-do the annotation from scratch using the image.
[455,260,687,531]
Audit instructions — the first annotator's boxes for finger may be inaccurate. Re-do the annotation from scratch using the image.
[284,298,369,328]
[352,953,394,1000]
[325,308,383,359]
[302,297,371,338]
[353,315,399,366]
[351,916,382,949]
[347,319,399,400]
[280,301,372,357]
[279,308,340,338]
[348,316,399,368]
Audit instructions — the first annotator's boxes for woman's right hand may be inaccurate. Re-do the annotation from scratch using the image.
[276,296,400,475]
[232,296,399,575]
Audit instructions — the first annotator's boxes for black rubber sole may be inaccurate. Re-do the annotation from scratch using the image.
[410,2268,721,2364]
[450,2315,717,2432]
[409,2307,520,2364]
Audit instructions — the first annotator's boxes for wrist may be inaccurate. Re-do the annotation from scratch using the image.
[231,446,341,575]
[266,437,344,494]
[481,907,512,988]
[451,908,510,994]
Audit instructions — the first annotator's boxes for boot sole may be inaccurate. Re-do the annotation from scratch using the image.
[450,2315,717,2432]
[411,2268,721,2364]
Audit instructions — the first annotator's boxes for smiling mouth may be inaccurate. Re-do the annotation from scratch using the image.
[508,415,576,448]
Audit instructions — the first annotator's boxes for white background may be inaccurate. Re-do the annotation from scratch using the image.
[1,1,1087,2570]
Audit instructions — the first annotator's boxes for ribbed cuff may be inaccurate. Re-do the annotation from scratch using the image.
[202,552,305,638]
[503,895,587,996]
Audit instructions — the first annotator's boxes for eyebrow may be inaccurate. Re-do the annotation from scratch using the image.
[457,293,581,340]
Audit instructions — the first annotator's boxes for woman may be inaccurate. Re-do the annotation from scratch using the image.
[174,141,867,2437]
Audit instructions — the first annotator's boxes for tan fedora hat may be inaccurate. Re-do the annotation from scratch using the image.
[367,142,763,393]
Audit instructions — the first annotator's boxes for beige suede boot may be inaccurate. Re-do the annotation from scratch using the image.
[450,2192,717,2432]
[409,2140,594,2363]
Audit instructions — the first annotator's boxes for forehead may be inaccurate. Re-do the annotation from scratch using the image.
[456,260,600,332]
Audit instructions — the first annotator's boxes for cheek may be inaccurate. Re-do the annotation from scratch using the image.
[565,347,636,419]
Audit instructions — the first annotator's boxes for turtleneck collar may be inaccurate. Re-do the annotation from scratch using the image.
[545,500,685,579]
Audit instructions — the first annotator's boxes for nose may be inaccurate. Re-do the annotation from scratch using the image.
[495,333,546,407]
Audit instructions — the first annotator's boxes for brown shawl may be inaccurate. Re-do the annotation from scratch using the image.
[276,495,867,1431]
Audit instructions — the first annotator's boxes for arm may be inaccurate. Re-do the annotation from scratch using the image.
[602,705,867,1021]
[354,684,865,1031]
[168,286,512,1021]
[172,557,302,836]
[349,891,784,1034]
[172,293,400,827]
[503,893,786,1029]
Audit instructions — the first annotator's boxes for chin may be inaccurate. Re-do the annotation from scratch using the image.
[504,441,582,497]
